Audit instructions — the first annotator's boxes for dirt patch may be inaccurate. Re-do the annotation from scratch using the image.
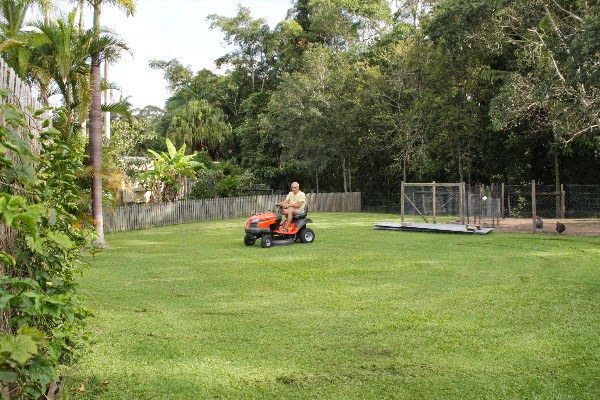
[475,218,600,236]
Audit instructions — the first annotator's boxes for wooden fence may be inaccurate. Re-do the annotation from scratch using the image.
[0,58,47,268]
[0,58,47,155]
[103,192,361,232]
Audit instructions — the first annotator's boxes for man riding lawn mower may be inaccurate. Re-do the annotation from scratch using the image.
[244,182,315,248]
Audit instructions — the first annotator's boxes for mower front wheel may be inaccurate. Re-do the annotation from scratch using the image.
[298,227,315,243]
[261,235,273,248]
[244,235,256,246]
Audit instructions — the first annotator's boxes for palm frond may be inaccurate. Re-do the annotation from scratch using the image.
[102,97,136,126]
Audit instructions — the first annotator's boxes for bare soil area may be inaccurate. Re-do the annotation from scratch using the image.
[476,218,600,236]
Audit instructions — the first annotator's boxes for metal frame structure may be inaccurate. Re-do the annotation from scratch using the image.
[400,181,465,224]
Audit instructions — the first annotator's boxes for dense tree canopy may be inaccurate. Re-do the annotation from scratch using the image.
[154,0,597,196]
[1,0,598,199]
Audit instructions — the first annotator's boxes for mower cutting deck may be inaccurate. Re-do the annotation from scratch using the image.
[244,205,315,248]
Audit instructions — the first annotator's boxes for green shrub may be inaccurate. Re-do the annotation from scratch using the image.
[189,160,256,199]
[189,180,215,199]
[0,93,93,399]
[216,174,254,197]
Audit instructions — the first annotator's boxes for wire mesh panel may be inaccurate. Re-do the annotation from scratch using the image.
[503,184,600,219]
[361,191,401,214]
[534,184,564,219]
[502,184,533,218]
[365,183,599,221]
[401,183,463,223]
[565,185,600,218]
[464,184,502,225]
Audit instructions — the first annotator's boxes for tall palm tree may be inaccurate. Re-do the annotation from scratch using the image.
[31,10,129,138]
[31,11,92,132]
[0,0,28,37]
[102,45,124,139]
[167,99,232,157]
[0,0,49,79]
[0,0,51,36]
[86,0,135,247]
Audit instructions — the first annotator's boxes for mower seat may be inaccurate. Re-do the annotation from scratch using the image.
[292,205,308,221]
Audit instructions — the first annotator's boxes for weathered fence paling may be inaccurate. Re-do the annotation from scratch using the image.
[0,58,47,156]
[0,58,48,271]
[104,192,361,232]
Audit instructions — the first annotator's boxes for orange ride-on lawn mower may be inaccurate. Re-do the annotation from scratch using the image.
[244,204,315,248]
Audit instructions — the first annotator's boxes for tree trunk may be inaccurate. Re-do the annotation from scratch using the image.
[348,166,352,192]
[90,0,106,247]
[403,152,407,182]
[90,53,106,247]
[78,0,85,32]
[342,157,348,193]
[458,145,464,182]
[553,125,561,218]
[104,55,111,140]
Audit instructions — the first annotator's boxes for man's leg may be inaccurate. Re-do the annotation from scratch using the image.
[281,208,290,229]
[282,208,296,229]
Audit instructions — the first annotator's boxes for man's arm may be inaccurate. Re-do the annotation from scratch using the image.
[287,200,302,208]
[276,194,291,206]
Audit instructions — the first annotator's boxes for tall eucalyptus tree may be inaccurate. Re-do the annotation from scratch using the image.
[208,5,274,93]
[269,45,377,192]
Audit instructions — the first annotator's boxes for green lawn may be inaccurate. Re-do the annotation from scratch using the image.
[64,213,600,399]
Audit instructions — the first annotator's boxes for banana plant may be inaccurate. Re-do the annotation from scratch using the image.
[141,138,202,203]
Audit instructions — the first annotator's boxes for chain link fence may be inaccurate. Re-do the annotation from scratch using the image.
[362,183,600,221]
[504,184,600,219]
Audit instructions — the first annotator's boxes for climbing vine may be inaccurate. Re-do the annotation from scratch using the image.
[0,90,94,399]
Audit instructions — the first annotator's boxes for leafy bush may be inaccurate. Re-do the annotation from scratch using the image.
[188,159,256,199]
[216,174,254,197]
[0,93,93,399]
[189,179,216,199]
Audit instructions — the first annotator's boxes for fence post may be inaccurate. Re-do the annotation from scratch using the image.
[400,181,405,223]
[494,183,499,226]
[458,182,466,225]
[532,180,537,233]
[561,184,565,219]
[501,183,505,219]
[432,181,436,224]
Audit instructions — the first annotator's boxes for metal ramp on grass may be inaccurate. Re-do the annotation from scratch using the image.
[374,222,494,234]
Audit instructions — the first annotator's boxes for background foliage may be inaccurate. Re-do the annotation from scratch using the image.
[135,0,599,200]
[1,1,598,205]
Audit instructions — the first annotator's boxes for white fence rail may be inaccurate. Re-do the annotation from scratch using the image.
[104,192,362,232]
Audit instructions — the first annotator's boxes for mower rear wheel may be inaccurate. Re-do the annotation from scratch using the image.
[244,235,256,246]
[298,227,315,243]
[261,236,273,248]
